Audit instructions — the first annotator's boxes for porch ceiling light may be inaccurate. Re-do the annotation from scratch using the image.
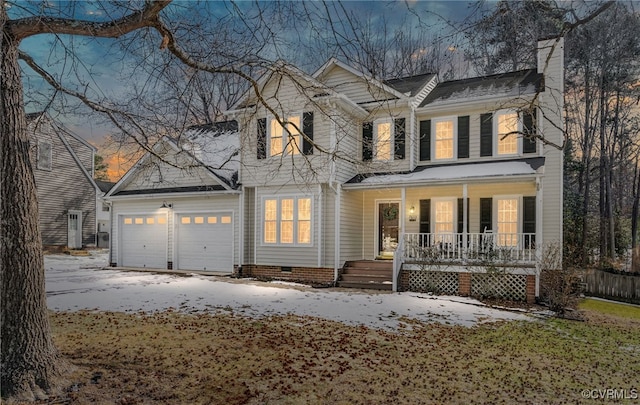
[160,201,173,209]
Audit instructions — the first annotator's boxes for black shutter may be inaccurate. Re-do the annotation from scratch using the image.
[302,111,314,155]
[394,118,405,160]
[480,198,493,233]
[419,120,431,161]
[458,115,470,159]
[523,109,537,154]
[480,113,493,157]
[257,118,267,159]
[457,198,470,233]
[419,199,431,234]
[362,122,373,161]
[523,196,536,248]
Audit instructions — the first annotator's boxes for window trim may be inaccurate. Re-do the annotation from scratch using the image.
[267,114,302,157]
[261,195,314,246]
[493,195,522,247]
[37,141,52,171]
[373,118,394,162]
[431,116,458,161]
[493,109,522,157]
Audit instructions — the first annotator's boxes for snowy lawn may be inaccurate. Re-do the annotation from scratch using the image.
[45,250,531,329]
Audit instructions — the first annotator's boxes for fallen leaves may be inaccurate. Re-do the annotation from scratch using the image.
[46,307,640,404]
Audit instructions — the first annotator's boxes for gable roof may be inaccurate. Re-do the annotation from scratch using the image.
[27,111,99,191]
[419,69,542,108]
[174,120,240,188]
[384,73,437,97]
[107,121,240,198]
[313,58,408,100]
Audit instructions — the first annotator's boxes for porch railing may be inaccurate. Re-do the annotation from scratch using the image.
[402,232,537,264]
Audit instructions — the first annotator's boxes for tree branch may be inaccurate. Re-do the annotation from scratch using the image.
[8,0,171,41]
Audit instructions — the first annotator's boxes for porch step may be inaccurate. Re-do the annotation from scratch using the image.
[338,260,393,291]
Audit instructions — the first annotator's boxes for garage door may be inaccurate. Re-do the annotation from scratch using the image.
[176,213,233,271]
[120,214,167,268]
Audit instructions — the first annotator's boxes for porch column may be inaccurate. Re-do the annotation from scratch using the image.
[463,184,468,239]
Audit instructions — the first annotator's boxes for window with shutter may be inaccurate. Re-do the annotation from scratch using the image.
[394,118,405,160]
[362,122,373,161]
[419,199,431,234]
[522,109,537,154]
[523,196,536,248]
[480,113,493,157]
[257,118,267,160]
[302,111,314,155]
[419,120,431,161]
[457,116,470,159]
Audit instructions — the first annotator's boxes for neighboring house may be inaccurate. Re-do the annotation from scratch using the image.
[107,37,564,302]
[96,180,115,248]
[28,112,98,249]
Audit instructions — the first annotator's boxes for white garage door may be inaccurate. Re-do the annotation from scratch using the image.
[177,213,233,271]
[120,214,167,268]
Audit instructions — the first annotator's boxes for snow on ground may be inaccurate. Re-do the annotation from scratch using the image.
[45,250,531,330]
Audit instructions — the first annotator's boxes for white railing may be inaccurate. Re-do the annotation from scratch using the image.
[402,232,537,264]
[392,236,404,292]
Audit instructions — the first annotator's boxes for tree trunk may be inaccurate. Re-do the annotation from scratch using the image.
[1,11,67,401]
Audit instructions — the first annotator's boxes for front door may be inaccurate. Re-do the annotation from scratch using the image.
[67,210,82,249]
[378,202,400,258]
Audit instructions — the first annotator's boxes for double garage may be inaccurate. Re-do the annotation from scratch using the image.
[118,211,234,272]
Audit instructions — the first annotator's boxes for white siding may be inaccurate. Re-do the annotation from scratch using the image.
[121,144,226,192]
[339,190,365,263]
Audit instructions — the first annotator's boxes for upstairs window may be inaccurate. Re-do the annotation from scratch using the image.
[37,141,52,170]
[496,111,519,156]
[433,118,455,160]
[269,115,301,157]
[362,118,405,162]
[374,120,392,161]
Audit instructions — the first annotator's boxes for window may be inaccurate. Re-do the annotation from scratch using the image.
[433,199,455,243]
[37,141,52,170]
[263,196,312,245]
[374,121,392,161]
[495,111,520,156]
[433,118,455,160]
[269,115,301,156]
[496,197,519,247]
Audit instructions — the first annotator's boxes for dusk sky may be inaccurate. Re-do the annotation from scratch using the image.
[16,1,480,178]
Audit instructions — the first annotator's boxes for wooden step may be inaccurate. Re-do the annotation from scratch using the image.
[344,260,393,270]
[341,274,392,283]
[341,267,392,276]
[337,281,393,291]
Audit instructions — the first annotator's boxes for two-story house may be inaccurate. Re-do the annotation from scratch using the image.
[28,112,98,250]
[107,37,564,302]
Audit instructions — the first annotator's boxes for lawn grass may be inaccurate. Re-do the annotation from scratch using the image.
[579,297,640,320]
[44,299,640,404]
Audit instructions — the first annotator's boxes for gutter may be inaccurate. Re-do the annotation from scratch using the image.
[342,173,540,191]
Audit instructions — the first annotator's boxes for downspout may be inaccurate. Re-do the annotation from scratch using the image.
[238,185,244,277]
[463,183,468,245]
[409,102,416,171]
[327,112,341,285]
[317,185,323,268]
[536,176,543,297]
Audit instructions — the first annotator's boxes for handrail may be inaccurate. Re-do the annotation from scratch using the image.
[392,236,404,292]
[402,232,537,263]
